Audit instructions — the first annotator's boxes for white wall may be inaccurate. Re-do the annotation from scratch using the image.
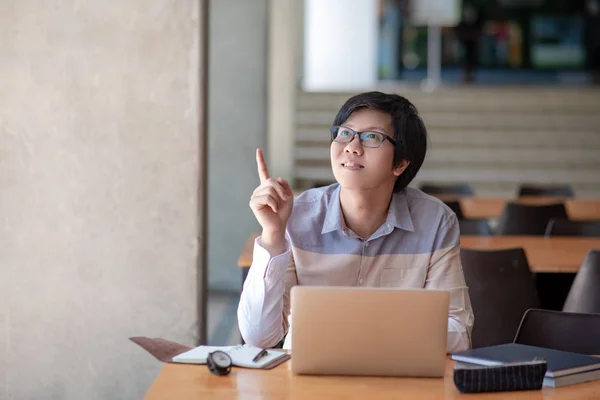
[303,0,378,91]
[0,1,200,398]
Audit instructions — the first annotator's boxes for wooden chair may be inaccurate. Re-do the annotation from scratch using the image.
[496,203,568,235]
[545,219,600,237]
[459,219,493,235]
[563,250,600,314]
[461,248,540,348]
[518,184,574,198]
[419,183,474,197]
[514,308,600,354]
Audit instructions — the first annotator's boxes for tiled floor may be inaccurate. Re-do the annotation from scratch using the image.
[207,290,241,346]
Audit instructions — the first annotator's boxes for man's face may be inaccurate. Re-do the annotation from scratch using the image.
[330,108,408,191]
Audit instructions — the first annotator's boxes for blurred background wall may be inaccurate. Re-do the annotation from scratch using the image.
[292,87,600,197]
[0,1,200,398]
[207,0,268,292]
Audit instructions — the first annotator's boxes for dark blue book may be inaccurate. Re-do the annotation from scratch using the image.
[452,343,600,387]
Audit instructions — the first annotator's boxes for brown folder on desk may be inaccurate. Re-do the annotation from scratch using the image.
[130,337,193,363]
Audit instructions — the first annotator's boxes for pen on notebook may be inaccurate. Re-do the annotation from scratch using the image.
[252,349,268,363]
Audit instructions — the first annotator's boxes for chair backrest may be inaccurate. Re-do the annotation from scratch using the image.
[420,183,474,197]
[563,250,600,314]
[545,219,600,237]
[460,248,540,348]
[459,219,493,235]
[518,184,574,198]
[443,200,464,219]
[514,308,600,354]
[496,203,568,235]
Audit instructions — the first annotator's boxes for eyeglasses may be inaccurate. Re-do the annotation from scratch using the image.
[330,125,396,148]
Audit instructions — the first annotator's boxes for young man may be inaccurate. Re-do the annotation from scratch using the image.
[238,92,474,353]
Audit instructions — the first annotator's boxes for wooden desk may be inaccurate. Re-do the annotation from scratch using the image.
[238,234,600,274]
[460,236,600,273]
[435,197,600,221]
[144,357,600,399]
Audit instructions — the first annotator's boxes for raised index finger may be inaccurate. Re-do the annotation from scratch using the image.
[256,148,270,183]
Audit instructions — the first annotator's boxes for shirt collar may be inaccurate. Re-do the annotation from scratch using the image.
[321,185,346,234]
[321,186,415,235]
[386,189,415,232]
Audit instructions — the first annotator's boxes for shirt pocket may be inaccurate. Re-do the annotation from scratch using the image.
[380,266,425,288]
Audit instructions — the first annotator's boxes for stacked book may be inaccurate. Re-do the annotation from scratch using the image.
[452,343,600,388]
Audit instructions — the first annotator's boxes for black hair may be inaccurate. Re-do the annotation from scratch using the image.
[332,91,428,193]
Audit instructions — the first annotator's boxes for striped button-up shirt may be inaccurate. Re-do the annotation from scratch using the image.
[238,184,474,353]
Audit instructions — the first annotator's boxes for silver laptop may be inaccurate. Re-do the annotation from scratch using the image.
[291,286,449,377]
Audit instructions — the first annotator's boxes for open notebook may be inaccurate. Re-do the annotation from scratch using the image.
[172,344,290,369]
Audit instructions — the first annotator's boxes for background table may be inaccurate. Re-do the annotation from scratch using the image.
[459,236,600,273]
[435,197,600,221]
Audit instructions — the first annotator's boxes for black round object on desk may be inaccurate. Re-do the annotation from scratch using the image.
[207,351,232,376]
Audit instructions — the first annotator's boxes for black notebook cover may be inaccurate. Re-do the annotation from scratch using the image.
[452,343,600,378]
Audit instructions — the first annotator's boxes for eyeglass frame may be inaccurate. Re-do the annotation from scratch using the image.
[329,125,397,148]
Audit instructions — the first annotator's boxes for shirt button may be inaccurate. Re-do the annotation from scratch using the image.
[365,242,369,247]
[342,229,348,235]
